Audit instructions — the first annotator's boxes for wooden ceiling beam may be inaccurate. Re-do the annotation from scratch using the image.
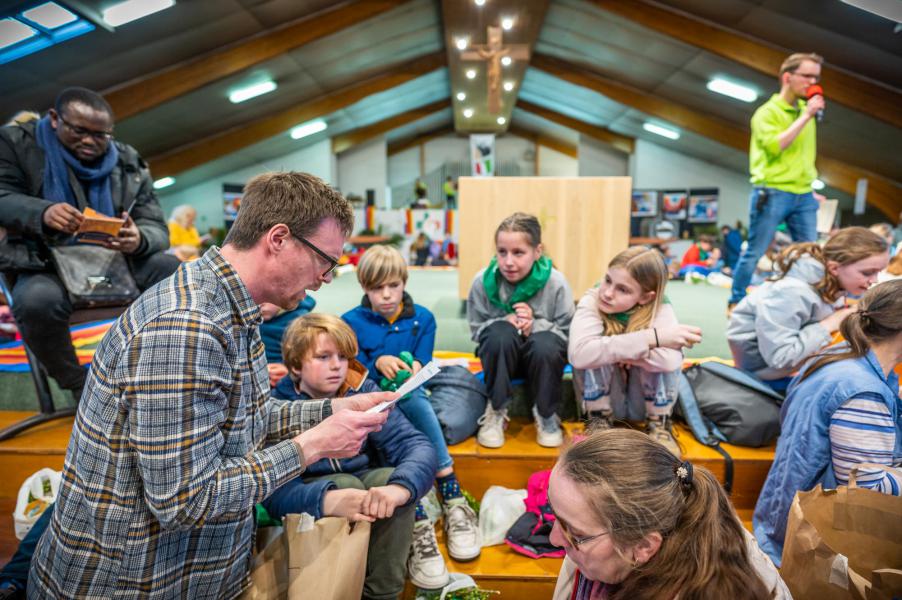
[104,1,410,120]
[331,99,451,154]
[516,98,634,154]
[591,0,902,129]
[387,125,456,156]
[507,124,578,158]
[147,52,445,178]
[533,54,902,219]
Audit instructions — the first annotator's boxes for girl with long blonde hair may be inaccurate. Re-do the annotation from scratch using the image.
[727,226,888,391]
[568,247,701,457]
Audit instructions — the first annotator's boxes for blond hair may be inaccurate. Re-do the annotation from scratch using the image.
[600,247,669,335]
[559,429,773,600]
[356,244,408,289]
[779,52,823,75]
[224,172,353,250]
[281,313,358,375]
[169,204,197,229]
[773,227,887,303]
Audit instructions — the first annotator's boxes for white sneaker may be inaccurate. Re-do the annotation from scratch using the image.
[533,406,563,447]
[408,519,449,589]
[476,405,509,448]
[443,497,481,561]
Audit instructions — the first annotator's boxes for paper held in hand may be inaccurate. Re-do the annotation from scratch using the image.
[75,207,124,245]
[366,361,441,413]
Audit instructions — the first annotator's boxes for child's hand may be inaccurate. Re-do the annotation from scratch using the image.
[363,484,411,519]
[267,363,288,388]
[512,302,533,321]
[411,360,422,374]
[654,324,703,350]
[323,488,375,522]
[376,355,410,379]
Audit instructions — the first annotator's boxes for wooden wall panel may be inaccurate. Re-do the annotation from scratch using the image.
[456,177,631,300]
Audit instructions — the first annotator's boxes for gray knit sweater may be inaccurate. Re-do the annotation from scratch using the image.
[467,267,575,342]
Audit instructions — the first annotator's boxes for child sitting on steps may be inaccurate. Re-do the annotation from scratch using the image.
[343,245,480,589]
[568,247,702,458]
[467,212,575,449]
[266,313,437,600]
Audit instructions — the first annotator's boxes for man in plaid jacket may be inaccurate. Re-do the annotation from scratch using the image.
[28,172,394,599]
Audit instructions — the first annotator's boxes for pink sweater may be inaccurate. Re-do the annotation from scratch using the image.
[567,288,683,373]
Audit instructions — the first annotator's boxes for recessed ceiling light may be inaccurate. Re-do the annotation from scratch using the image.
[706,77,758,103]
[455,37,468,50]
[642,122,680,140]
[812,179,825,190]
[503,81,514,92]
[501,56,512,67]
[103,0,174,27]
[501,17,514,30]
[456,92,466,101]
[465,69,476,79]
[0,18,37,50]
[153,176,175,190]
[229,80,277,104]
[21,3,78,29]
[474,0,486,5]
[463,108,474,118]
[497,116,506,125]
[290,119,328,139]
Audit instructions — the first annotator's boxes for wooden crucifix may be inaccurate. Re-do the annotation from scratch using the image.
[460,26,530,114]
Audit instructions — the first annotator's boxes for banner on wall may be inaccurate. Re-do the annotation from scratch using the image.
[661,190,688,220]
[470,134,495,177]
[223,183,243,230]
[688,188,719,223]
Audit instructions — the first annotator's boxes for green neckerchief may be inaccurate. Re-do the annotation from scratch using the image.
[697,243,709,262]
[609,294,671,325]
[483,255,553,313]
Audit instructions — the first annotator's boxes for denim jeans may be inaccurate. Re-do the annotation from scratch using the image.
[729,188,818,305]
[399,388,453,471]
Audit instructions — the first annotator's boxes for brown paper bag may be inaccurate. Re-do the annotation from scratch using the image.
[241,526,288,600]
[780,471,902,600]
[285,513,371,600]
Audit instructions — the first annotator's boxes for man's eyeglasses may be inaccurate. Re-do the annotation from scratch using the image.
[292,233,340,278]
[59,115,113,142]
[791,70,821,83]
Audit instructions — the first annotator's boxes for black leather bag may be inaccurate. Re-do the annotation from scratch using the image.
[50,245,139,308]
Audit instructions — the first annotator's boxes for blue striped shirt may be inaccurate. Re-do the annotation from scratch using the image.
[829,392,902,495]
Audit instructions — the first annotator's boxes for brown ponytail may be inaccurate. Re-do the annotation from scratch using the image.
[798,279,902,382]
[773,227,887,303]
[560,429,773,600]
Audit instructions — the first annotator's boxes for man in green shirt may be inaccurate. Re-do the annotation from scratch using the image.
[729,53,825,307]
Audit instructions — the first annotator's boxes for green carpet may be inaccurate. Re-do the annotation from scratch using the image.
[0,269,731,411]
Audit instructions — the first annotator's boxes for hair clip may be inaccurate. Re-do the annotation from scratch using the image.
[676,461,694,486]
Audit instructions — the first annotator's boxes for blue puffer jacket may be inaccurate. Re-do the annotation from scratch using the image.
[342,292,436,379]
[753,350,901,565]
[269,360,437,518]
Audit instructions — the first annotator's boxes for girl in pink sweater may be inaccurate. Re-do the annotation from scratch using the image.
[568,247,701,457]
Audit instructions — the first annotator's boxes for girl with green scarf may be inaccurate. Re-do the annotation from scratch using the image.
[466,213,575,449]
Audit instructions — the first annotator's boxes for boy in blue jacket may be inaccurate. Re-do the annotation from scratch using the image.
[343,245,481,583]
[266,313,437,598]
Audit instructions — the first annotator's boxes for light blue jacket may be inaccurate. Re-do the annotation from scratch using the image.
[753,350,901,565]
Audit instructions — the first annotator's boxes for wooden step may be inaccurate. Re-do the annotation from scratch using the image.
[448,420,775,510]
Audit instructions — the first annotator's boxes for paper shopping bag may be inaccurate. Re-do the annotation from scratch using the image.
[241,525,288,600]
[780,471,902,600]
[284,513,371,600]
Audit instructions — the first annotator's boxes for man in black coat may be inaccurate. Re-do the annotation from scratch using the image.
[0,87,179,401]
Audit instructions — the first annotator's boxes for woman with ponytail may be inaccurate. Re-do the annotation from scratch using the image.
[727,226,888,392]
[754,279,902,565]
[550,429,789,600]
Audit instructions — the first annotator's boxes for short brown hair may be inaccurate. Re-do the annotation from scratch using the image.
[224,172,354,250]
[356,244,408,289]
[281,313,358,373]
[779,52,823,75]
[496,212,542,247]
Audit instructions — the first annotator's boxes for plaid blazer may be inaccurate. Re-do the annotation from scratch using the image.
[29,248,331,599]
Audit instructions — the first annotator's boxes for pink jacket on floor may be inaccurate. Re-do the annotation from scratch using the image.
[567,288,683,373]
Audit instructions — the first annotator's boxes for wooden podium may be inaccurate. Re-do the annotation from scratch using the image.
[457,177,632,299]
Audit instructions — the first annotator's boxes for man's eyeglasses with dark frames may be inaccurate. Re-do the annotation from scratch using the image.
[291,233,340,278]
[58,115,114,142]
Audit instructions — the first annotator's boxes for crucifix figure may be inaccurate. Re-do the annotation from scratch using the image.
[461,26,530,114]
